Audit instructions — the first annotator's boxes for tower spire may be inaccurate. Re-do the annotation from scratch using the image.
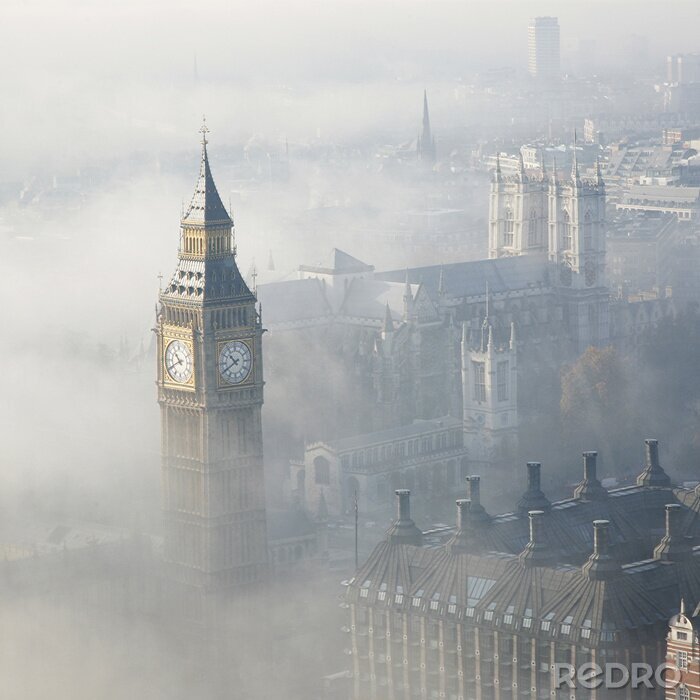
[382,302,394,335]
[182,118,232,226]
[595,155,604,187]
[419,90,435,164]
[481,282,492,351]
[494,153,502,183]
[571,129,580,184]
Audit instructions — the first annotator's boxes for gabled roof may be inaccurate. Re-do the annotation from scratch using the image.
[299,248,374,276]
[376,254,550,300]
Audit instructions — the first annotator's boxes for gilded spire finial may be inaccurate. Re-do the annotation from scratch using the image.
[200,115,210,148]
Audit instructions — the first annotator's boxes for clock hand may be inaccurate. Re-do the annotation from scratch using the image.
[222,358,238,373]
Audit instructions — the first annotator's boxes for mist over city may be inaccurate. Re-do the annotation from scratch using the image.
[2,1,700,699]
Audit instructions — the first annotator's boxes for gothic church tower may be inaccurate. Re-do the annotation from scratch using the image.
[549,152,608,350]
[156,123,268,600]
[461,307,518,465]
[488,153,548,259]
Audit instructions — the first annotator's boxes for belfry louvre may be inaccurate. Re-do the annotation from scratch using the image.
[346,442,700,699]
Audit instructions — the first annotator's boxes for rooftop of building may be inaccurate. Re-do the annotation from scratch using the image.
[309,417,463,455]
[347,442,700,644]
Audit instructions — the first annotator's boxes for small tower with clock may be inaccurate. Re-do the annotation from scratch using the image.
[156,121,268,602]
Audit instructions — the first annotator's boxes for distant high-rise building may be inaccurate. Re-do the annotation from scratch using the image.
[528,16,560,80]
[667,53,700,85]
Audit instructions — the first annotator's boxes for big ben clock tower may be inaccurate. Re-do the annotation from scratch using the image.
[156,122,268,599]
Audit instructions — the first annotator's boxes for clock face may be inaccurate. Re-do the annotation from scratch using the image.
[219,340,252,385]
[165,340,193,384]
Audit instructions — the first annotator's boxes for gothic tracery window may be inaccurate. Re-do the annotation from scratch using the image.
[528,209,538,247]
[562,210,572,250]
[504,209,514,247]
[583,211,592,251]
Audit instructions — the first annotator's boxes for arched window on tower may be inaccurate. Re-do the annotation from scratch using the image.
[583,211,592,251]
[528,209,538,247]
[504,209,514,247]
[562,210,572,251]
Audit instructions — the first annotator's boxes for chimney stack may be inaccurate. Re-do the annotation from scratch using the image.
[466,475,490,523]
[637,439,672,488]
[456,498,471,532]
[517,462,551,515]
[519,510,554,568]
[653,503,692,562]
[447,499,478,553]
[582,520,621,580]
[386,490,423,546]
[573,451,608,501]
[396,489,411,522]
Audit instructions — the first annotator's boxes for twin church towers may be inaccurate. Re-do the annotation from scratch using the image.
[156,123,268,597]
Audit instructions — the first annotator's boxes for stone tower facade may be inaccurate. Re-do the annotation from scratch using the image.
[489,148,608,351]
[488,154,548,258]
[156,124,268,602]
[461,310,518,463]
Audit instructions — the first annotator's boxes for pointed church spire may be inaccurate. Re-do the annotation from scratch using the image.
[571,129,580,185]
[419,90,436,164]
[494,153,502,183]
[182,117,232,226]
[438,265,446,296]
[403,269,413,320]
[481,283,492,352]
[540,149,547,180]
[595,156,604,188]
[383,302,394,335]
[517,150,526,182]
[422,89,431,138]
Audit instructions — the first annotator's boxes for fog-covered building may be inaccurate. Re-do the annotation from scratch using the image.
[346,442,700,700]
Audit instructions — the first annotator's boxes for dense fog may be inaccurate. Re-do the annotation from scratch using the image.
[2,1,700,698]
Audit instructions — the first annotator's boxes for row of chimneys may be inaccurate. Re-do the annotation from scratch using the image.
[518,439,671,515]
[387,439,690,580]
[391,489,691,580]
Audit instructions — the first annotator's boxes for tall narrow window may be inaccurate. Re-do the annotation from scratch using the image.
[583,211,592,251]
[562,210,572,250]
[528,209,538,246]
[472,362,486,402]
[504,209,514,247]
[497,361,509,402]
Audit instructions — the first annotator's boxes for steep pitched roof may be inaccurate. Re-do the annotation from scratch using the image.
[182,131,232,226]
[299,248,374,275]
[376,254,550,300]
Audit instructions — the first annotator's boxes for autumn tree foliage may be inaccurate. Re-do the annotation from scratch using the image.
[560,346,640,477]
